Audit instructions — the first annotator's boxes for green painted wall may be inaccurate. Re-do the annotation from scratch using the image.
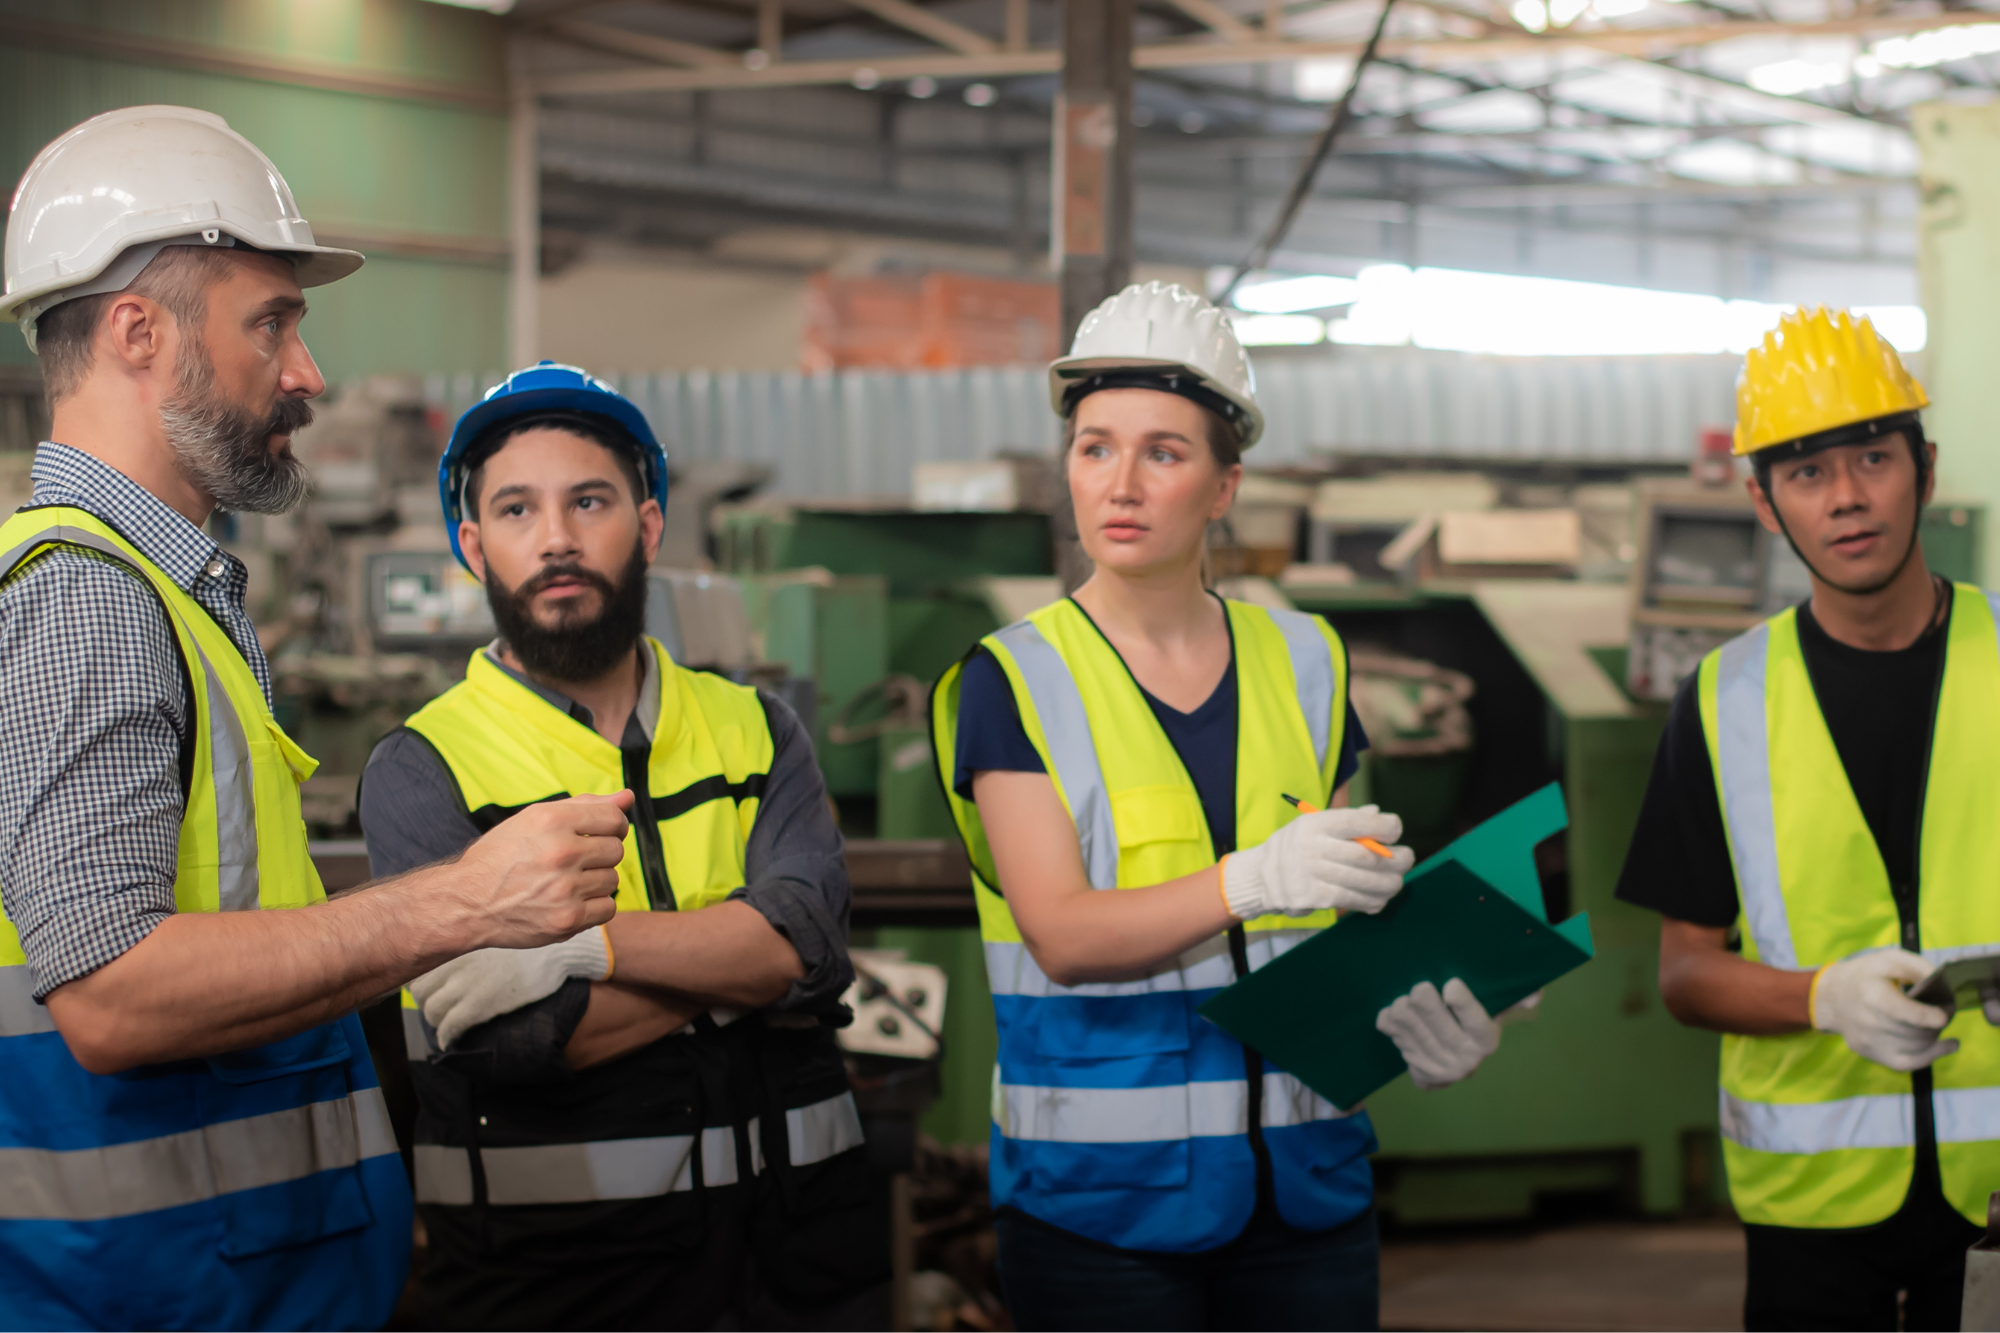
[1917,102,2000,586]
[0,0,510,379]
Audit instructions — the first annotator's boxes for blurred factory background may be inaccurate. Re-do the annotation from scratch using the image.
[7,0,2000,1326]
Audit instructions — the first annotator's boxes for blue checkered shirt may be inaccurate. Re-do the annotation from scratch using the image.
[0,443,268,999]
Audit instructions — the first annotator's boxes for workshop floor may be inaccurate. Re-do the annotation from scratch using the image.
[1380,1219,1747,1332]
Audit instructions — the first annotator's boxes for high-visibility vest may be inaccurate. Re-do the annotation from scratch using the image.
[395,640,863,1212]
[1700,585,2000,1228]
[930,596,1374,1253]
[0,507,410,1331]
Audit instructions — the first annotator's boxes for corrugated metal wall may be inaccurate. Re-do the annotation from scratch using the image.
[426,348,1739,496]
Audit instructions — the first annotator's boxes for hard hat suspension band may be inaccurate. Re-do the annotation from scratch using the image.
[1059,369,1251,442]
[454,409,655,519]
[1750,410,1925,471]
[17,231,244,350]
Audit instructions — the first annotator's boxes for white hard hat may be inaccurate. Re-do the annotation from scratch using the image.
[1,106,365,351]
[1048,280,1263,448]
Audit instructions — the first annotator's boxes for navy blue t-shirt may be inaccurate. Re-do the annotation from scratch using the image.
[952,643,1367,858]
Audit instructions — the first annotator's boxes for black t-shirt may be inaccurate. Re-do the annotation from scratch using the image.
[1615,585,1950,927]
[953,639,1367,860]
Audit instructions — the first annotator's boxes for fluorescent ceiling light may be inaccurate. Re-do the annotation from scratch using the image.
[1294,59,1355,100]
[1741,23,2000,92]
[1232,314,1328,346]
[1875,23,2000,68]
[1233,275,1362,314]
[417,0,514,10]
[1511,0,1548,31]
[1320,264,1925,356]
[1748,58,1849,94]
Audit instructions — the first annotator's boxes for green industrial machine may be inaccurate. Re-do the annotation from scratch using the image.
[726,505,1054,838]
[1294,581,1721,1223]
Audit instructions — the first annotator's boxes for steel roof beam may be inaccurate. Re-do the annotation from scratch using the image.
[527,8,2000,93]
[845,0,999,53]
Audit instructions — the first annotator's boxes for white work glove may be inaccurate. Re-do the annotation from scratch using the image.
[1811,948,1956,1072]
[1222,805,1415,920]
[1377,978,1502,1090]
[411,927,613,1052]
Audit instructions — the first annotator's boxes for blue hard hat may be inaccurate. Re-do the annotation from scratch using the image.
[438,360,669,570]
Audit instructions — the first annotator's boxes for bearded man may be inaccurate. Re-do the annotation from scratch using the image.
[0,111,632,1332]
[357,363,888,1331]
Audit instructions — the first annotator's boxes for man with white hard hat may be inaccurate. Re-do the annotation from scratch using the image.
[0,106,632,1330]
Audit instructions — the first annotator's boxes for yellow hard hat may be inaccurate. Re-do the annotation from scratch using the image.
[1734,306,1928,456]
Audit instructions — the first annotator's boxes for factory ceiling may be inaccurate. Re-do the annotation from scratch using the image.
[506,0,1995,299]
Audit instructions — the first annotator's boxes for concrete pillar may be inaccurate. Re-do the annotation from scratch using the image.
[1052,0,1135,345]
[1916,102,2000,585]
[508,36,540,371]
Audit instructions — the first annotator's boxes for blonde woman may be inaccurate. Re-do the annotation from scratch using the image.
[932,284,1506,1330]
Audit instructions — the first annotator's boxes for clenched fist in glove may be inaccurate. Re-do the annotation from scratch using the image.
[1222,805,1415,921]
[1811,949,1957,1072]
[1377,979,1502,1089]
[411,927,614,1051]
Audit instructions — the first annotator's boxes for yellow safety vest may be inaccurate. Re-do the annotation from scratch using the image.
[0,505,408,1330]
[396,638,863,1212]
[1699,586,2000,1227]
[403,638,771,917]
[931,595,1377,1252]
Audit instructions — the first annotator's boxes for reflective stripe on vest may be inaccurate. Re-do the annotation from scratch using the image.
[996,1071,1357,1144]
[1720,1085,2000,1155]
[1701,586,2000,1228]
[0,1087,398,1221]
[0,509,410,1330]
[934,596,1375,1253]
[0,964,54,1036]
[412,1092,864,1206]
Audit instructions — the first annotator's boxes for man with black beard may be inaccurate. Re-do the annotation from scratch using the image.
[1617,308,2000,1331]
[358,364,887,1331]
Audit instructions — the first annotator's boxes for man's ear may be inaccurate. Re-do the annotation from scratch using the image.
[638,498,664,567]
[101,293,171,377]
[1746,473,1784,536]
[460,520,488,583]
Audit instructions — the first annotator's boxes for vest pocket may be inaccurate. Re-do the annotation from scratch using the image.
[196,1048,377,1259]
[1109,785,1207,851]
[1023,996,1196,1194]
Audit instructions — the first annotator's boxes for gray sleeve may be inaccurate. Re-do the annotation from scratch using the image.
[359,729,583,1083]
[357,728,483,878]
[732,689,854,1011]
[0,553,189,999]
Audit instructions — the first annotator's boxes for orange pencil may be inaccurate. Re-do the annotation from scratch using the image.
[1280,792,1393,858]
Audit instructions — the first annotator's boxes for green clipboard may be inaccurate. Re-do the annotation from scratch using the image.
[1198,783,1594,1110]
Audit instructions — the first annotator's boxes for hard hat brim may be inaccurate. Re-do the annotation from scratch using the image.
[1047,353,1265,448]
[0,227,365,326]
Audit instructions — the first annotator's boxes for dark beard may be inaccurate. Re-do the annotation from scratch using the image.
[159,335,315,515]
[487,542,649,685]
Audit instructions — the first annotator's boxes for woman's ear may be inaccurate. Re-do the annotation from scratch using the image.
[1209,462,1244,521]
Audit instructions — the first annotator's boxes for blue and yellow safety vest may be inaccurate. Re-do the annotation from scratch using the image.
[932,596,1373,1252]
[0,508,410,1331]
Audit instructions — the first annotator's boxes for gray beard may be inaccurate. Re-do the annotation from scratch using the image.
[159,341,314,515]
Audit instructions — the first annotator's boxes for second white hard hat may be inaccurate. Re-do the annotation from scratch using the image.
[1,105,365,350]
[1048,281,1264,448]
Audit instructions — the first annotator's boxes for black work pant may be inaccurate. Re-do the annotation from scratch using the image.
[1744,1178,1979,1331]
